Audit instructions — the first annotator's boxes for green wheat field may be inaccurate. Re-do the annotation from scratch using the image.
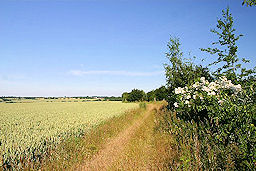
[0,101,138,167]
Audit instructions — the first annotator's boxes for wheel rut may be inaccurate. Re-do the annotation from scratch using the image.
[74,105,156,171]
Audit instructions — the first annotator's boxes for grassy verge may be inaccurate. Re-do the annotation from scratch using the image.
[110,104,156,170]
[108,102,173,170]
[154,106,254,170]
[22,106,145,170]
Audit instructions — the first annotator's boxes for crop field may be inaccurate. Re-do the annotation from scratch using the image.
[0,101,138,168]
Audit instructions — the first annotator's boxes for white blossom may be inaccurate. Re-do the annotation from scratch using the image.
[208,82,218,91]
[193,82,200,88]
[174,76,242,108]
[233,84,242,92]
[200,77,206,84]
[184,86,188,91]
[202,86,211,93]
[208,91,216,96]
[174,102,179,108]
[185,100,190,105]
[175,87,185,94]
[193,95,197,99]
[186,95,191,99]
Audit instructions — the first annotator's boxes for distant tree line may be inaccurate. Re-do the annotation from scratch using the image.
[122,86,168,102]
[103,96,122,101]
[67,96,122,101]
[0,96,123,103]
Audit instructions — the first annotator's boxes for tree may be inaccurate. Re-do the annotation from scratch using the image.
[154,86,168,101]
[126,89,146,102]
[122,92,129,102]
[242,0,256,6]
[165,37,212,108]
[147,90,156,101]
[201,7,255,83]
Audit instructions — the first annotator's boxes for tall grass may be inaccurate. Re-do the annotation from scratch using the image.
[154,106,255,170]
[139,102,147,109]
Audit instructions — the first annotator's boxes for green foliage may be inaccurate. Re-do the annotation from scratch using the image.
[125,89,146,102]
[165,37,212,108]
[154,86,168,101]
[159,110,244,170]
[201,7,255,82]
[242,0,256,6]
[146,86,168,102]
[122,92,129,102]
[165,37,189,89]
[157,77,256,169]
[173,77,255,169]
[103,96,122,101]
[146,90,156,101]
[159,7,256,170]
[123,86,167,102]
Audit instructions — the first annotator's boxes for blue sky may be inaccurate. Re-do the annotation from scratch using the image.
[0,0,255,97]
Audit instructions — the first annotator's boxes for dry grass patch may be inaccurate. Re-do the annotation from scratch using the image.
[33,108,144,170]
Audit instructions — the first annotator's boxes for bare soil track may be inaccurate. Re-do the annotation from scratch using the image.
[75,104,159,171]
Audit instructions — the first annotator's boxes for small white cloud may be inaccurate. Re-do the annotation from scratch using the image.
[152,65,163,69]
[69,70,164,77]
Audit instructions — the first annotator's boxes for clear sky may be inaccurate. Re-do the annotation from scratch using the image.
[0,0,255,97]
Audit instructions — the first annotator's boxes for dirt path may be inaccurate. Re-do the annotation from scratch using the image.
[75,104,157,171]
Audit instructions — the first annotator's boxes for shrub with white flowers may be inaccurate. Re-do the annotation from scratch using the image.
[172,76,255,168]
[174,76,242,110]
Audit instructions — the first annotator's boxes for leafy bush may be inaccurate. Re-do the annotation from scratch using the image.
[154,86,168,101]
[122,92,129,102]
[156,77,255,169]
[164,37,212,109]
[146,90,156,102]
[158,7,256,170]
[173,76,242,122]
[146,86,168,102]
[173,76,255,169]
[122,89,147,102]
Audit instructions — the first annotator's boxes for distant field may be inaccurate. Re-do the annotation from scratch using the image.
[0,101,138,168]
[0,97,107,103]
